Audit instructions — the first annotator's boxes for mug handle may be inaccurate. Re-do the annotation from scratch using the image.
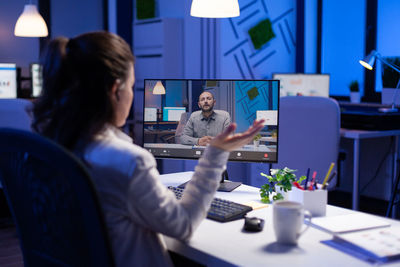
[297,210,312,238]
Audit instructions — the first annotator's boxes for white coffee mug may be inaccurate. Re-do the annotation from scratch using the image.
[273,201,312,245]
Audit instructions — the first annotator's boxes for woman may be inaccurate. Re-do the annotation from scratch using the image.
[32,31,264,266]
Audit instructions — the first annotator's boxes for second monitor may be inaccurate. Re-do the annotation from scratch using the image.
[273,73,330,97]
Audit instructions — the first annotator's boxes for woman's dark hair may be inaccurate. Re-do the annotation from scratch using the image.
[32,31,134,151]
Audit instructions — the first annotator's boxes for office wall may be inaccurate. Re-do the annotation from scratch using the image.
[375,0,400,92]
[321,0,366,96]
[304,0,317,73]
[51,0,104,38]
[220,0,297,79]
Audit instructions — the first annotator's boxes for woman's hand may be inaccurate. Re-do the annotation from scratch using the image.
[210,119,265,152]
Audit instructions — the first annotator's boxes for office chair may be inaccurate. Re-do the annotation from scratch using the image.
[174,112,189,144]
[0,128,115,267]
[0,99,33,131]
[272,96,341,189]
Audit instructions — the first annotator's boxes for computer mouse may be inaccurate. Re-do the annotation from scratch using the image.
[244,217,265,232]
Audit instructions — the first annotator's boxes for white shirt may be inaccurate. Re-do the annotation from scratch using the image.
[84,125,229,266]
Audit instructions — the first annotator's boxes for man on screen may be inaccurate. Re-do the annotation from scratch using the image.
[180,91,231,146]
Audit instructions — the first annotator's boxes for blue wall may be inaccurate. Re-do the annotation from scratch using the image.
[322,0,366,96]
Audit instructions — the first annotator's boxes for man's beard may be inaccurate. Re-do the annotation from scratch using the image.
[201,104,213,112]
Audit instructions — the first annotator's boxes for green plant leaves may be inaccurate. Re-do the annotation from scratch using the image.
[259,168,305,203]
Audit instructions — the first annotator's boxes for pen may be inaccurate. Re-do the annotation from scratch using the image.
[309,171,317,190]
[322,171,337,189]
[322,162,335,188]
[304,168,310,190]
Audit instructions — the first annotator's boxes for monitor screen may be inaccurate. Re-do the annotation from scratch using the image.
[30,63,43,97]
[144,107,158,122]
[163,107,186,121]
[272,73,330,97]
[0,63,17,99]
[143,79,279,163]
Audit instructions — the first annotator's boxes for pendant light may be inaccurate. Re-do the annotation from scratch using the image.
[14,2,48,37]
[190,0,240,18]
[153,81,166,95]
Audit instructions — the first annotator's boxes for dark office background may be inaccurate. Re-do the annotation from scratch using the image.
[1,0,400,201]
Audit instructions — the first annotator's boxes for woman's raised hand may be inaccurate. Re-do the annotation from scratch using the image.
[210,119,265,152]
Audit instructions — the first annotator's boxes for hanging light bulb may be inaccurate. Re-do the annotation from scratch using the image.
[190,0,240,18]
[14,4,48,37]
[153,81,166,95]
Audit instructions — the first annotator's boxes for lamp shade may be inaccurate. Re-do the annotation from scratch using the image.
[359,50,377,70]
[190,0,240,18]
[14,4,48,37]
[153,81,166,95]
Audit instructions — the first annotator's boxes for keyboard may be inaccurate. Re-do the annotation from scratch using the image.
[168,186,252,222]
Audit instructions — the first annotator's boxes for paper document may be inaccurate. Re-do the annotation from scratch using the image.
[243,201,269,210]
[308,213,390,234]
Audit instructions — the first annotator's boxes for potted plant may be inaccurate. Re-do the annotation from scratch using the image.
[259,167,306,203]
[349,80,360,103]
[253,133,262,147]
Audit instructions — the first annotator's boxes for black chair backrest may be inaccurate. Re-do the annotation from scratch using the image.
[0,128,115,267]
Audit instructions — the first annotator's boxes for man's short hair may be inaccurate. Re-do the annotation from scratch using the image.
[198,91,215,101]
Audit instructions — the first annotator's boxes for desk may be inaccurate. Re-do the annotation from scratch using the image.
[340,128,400,210]
[160,171,400,267]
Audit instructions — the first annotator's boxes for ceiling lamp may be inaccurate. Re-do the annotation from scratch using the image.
[14,4,48,37]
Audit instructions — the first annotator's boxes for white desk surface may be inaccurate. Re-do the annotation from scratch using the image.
[160,171,400,267]
[341,128,400,139]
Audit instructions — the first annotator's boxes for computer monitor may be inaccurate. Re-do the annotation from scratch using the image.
[0,63,17,99]
[144,107,158,122]
[272,73,330,97]
[30,63,43,97]
[163,107,186,121]
[143,79,279,163]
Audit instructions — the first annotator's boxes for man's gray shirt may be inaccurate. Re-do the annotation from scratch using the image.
[180,110,231,145]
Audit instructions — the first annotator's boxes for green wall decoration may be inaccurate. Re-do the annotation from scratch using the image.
[248,19,276,50]
[136,0,156,20]
[247,87,259,100]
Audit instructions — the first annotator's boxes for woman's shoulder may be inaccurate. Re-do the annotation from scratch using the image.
[86,126,156,169]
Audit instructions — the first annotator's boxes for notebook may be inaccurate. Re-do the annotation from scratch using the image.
[308,213,390,234]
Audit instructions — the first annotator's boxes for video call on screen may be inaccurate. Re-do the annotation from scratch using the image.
[143,79,279,163]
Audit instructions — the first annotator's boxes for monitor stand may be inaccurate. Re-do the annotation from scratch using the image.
[178,170,242,192]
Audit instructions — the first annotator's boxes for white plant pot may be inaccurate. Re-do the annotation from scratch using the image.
[253,140,260,147]
[273,185,291,202]
[350,92,360,103]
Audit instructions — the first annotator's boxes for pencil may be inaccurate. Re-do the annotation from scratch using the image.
[322,171,337,189]
[322,162,335,188]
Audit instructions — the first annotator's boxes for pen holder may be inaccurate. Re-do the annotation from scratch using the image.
[288,186,327,217]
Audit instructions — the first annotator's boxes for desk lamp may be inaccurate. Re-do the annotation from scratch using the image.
[191,0,240,18]
[14,1,48,37]
[359,50,400,113]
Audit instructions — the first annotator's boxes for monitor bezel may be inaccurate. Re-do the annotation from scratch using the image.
[142,78,280,163]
